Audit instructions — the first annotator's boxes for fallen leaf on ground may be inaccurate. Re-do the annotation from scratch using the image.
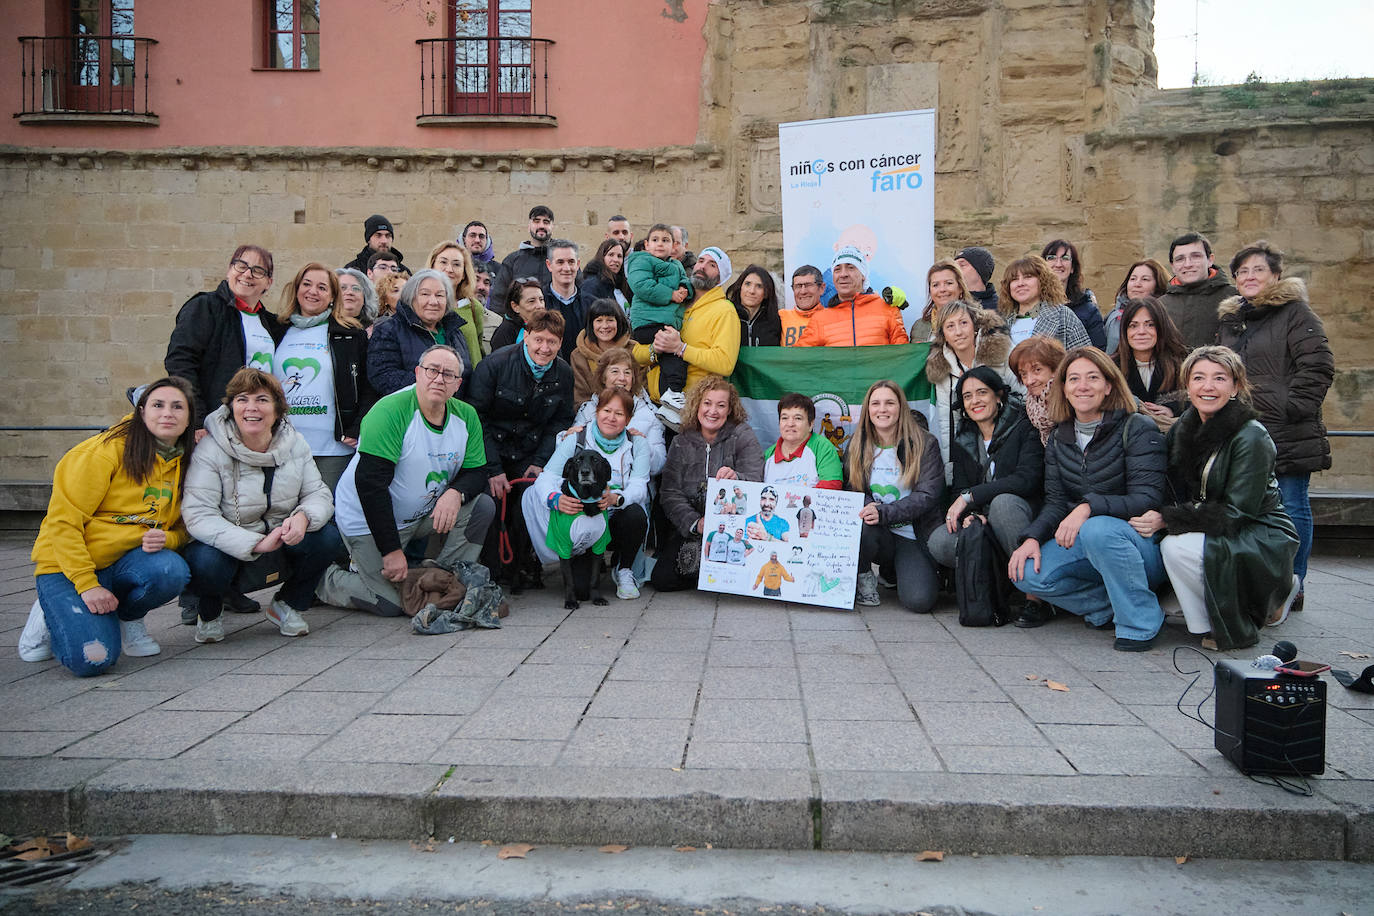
[498,843,535,859]
[1024,674,1039,681]
[914,850,944,862]
[1174,856,1188,864]
[1338,651,1371,659]
[599,844,629,854]
[65,833,92,851]
[1047,680,1070,692]
[674,845,697,852]
[480,839,495,846]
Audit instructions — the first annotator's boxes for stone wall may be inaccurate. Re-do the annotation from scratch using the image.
[2,0,1371,487]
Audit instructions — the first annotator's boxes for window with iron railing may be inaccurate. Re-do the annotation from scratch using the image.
[17,0,156,119]
[417,0,553,122]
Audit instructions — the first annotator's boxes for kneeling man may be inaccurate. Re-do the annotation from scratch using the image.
[319,345,495,616]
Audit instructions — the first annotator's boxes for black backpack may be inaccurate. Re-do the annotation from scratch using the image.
[954,515,1012,627]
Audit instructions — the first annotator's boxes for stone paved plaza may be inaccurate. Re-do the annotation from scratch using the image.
[1,536,1371,859]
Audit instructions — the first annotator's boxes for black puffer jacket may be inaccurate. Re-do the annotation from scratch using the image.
[1067,289,1107,350]
[462,341,574,476]
[165,280,285,425]
[1216,277,1334,475]
[1021,409,1167,545]
[344,245,405,273]
[950,402,1044,515]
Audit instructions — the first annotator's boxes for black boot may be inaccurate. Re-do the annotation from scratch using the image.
[1013,597,1055,629]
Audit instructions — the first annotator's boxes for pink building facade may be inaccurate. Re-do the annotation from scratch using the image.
[2,0,708,151]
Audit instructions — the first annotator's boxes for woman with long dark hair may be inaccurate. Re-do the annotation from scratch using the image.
[846,380,943,611]
[1115,296,1188,433]
[579,238,632,309]
[1042,239,1106,349]
[1105,258,1169,354]
[727,265,782,347]
[20,377,197,675]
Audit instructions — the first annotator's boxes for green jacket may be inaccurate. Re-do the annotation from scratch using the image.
[1162,401,1297,651]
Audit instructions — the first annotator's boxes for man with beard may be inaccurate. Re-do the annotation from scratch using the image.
[746,485,791,542]
[345,215,404,273]
[491,205,555,315]
[634,246,741,422]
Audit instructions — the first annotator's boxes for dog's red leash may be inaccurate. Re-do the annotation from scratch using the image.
[497,476,537,566]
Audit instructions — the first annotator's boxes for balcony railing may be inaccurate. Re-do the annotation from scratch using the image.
[416,37,554,122]
[16,35,157,118]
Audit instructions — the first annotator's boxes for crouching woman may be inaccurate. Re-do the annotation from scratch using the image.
[524,387,652,600]
[1007,348,1169,651]
[182,369,340,643]
[1128,347,1299,651]
[21,378,196,675]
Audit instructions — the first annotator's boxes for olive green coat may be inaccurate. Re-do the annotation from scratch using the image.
[1162,400,1297,650]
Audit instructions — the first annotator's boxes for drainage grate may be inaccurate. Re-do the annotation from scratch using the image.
[0,845,102,888]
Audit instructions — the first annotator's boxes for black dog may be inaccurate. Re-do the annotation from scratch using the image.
[555,448,613,610]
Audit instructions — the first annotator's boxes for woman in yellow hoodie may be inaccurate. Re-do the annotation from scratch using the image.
[21,377,196,676]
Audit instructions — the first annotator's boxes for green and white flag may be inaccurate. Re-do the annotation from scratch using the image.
[728,343,933,453]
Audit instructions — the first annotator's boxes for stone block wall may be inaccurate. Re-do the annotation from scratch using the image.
[2,0,1371,488]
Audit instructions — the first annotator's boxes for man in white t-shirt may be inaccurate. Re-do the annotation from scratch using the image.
[318,346,495,617]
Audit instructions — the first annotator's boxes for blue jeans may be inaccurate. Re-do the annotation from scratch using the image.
[185,523,343,620]
[36,547,190,677]
[1014,516,1166,642]
[1275,474,1312,584]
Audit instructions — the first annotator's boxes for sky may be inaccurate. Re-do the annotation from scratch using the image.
[1152,0,1374,88]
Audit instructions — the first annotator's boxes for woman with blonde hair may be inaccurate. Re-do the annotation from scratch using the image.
[912,258,972,341]
[1007,347,1169,650]
[1128,346,1299,651]
[925,299,1015,481]
[372,272,404,329]
[845,380,943,611]
[997,255,1092,350]
[651,376,764,593]
[426,239,486,364]
[274,262,374,490]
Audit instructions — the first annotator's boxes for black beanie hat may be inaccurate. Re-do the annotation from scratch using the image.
[953,246,995,284]
[364,214,393,241]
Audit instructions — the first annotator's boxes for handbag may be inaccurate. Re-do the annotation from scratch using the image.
[231,464,290,593]
[954,515,1012,627]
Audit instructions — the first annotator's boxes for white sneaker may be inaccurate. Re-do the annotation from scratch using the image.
[656,389,686,429]
[855,571,881,607]
[266,599,309,637]
[614,567,640,600]
[194,615,225,644]
[119,617,162,657]
[18,600,52,662]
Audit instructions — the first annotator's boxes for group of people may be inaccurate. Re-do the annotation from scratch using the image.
[18,209,1333,675]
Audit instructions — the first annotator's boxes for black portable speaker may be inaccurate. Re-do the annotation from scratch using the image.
[1213,659,1325,776]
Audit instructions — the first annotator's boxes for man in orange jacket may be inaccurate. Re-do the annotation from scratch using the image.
[794,246,908,347]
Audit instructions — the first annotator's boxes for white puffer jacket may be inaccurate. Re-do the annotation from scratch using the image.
[182,406,334,561]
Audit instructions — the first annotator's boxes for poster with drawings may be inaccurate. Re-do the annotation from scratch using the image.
[697,479,863,611]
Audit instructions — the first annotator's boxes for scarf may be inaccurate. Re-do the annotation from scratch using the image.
[523,342,551,380]
[289,309,331,329]
[592,426,627,454]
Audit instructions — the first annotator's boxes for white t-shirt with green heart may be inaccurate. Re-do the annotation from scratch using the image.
[868,444,914,540]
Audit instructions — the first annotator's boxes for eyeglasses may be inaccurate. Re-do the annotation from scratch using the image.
[791,281,819,289]
[419,364,461,384]
[1172,252,1208,264]
[1044,253,1072,263]
[230,259,270,279]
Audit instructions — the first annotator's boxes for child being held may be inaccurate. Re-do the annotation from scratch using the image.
[625,223,693,412]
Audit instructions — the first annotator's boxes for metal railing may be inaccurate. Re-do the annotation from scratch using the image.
[416,36,553,118]
[16,35,157,116]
